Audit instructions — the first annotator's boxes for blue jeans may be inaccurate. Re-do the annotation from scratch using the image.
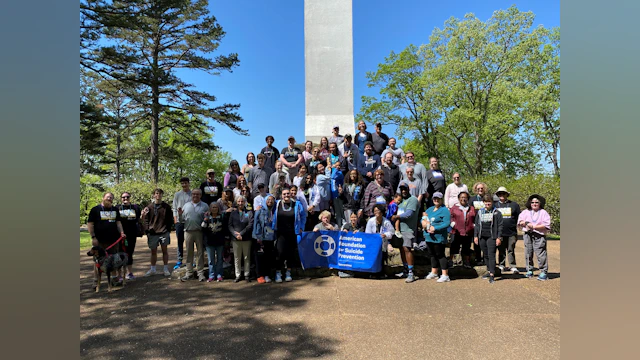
[175,223,185,262]
[206,245,224,278]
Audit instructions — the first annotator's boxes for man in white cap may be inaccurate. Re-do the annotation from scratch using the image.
[328,125,344,146]
[494,186,521,273]
[280,135,303,182]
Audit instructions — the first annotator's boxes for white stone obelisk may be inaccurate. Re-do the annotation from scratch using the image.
[304,0,355,144]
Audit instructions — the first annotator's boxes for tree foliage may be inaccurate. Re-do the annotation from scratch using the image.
[358,6,559,177]
[80,0,246,182]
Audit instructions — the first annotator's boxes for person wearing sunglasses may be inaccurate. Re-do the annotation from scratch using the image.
[117,192,142,280]
[444,173,469,209]
[517,194,551,281]
[493,187,521,274]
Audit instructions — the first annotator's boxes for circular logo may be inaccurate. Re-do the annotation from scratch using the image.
[314,235,336,257]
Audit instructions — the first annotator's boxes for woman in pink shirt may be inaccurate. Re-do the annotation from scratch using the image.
[517,194,551,281]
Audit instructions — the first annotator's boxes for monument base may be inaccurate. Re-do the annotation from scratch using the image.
[305,114,355,144]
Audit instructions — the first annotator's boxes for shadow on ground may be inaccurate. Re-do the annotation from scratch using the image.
[80,254,337,360]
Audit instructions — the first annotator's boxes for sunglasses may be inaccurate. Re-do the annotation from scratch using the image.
[121,196,130,199]
[453,177,460,179]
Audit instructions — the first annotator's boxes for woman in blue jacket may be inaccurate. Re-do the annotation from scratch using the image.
[422,192,452,283]
[271,187,308,283]
[252,194,277,284]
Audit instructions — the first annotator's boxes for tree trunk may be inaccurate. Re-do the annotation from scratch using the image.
[115,134,121,184]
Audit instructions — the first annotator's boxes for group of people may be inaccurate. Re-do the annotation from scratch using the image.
[86,121,552,288]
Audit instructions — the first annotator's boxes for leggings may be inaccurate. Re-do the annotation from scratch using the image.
[276,231,298,270]
[479,237,497,274]
[123,231,137,265]
[426,242,448,270]
[450,234,472,256]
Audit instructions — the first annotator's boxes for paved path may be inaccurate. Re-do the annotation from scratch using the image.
[80,236,560,360]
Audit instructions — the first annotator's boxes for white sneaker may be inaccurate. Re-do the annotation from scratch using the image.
[425,272,439,280]
[164,269,171,277]
[437,275,451,283]
[498,265,505,271]
[510,267,519,274]
[285,270,293,282]
[264,276,272,283]
[275,272,283,283]
[144,269,157,277]
[395,230,403,238]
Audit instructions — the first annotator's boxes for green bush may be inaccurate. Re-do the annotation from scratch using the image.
[470,174,560,234]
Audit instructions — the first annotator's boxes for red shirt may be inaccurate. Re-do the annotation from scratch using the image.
[449,205,476,236]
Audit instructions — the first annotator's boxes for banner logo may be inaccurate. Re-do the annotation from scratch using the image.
[314,234,336,257]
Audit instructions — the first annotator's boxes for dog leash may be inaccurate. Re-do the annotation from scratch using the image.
[95,236,126,270]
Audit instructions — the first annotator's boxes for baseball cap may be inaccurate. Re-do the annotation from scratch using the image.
[344,133,352,139]
[398,181,409,190]
[432,191,443,199]
[333,124,340,129]
[288,136,295,141]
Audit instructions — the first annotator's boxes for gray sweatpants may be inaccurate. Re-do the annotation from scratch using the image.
[523,233,548,273]
[498,235,518,268]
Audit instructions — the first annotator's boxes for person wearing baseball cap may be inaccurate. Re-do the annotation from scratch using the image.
[329,125,345,146]
[280,136,303,182]
[422,191,453,283]
[199,169,222,205]
[493,186,521,274]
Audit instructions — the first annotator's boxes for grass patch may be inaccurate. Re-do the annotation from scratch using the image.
[547,234,560,240]
[80,232,92,250]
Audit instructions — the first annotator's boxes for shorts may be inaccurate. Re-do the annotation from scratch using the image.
[390,231,415,248]
[148,232,171,249]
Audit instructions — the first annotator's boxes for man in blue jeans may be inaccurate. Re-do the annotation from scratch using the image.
[172,177,192,269]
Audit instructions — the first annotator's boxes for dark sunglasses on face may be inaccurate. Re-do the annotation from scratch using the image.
[453,177,460,179]
[121,196,130,199]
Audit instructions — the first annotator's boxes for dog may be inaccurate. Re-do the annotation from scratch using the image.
[87,246,129,293]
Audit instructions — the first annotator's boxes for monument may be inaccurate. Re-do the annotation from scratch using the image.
[304,0,355,144]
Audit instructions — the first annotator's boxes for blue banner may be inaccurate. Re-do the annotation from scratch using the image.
[297,231,382,273]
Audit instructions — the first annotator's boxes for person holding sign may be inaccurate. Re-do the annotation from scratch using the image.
[422,192,452,283]
[366,204,394,279]
[474,194,504,284]
[313,210,338,231]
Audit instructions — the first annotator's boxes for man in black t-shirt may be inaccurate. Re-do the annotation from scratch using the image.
[260,135,280,173]
[371,123,389,156]
[280,135,303,182]
[425,157,446,208]
[87,192,126,286]
[200,169,222,205]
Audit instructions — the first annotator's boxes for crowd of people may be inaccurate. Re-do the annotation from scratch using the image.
[87,121,552,288]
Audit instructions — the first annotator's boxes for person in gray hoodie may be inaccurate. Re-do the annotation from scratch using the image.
[252,194,277,284]
[474,194,504,284]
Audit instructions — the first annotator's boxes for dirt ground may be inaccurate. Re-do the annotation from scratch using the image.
[80,235,560,360]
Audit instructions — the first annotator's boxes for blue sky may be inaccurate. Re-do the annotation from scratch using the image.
[180,0,560,164]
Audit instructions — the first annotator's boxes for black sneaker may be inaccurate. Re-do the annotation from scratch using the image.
[488,275,495,284]
[481,273,490,280]
[234,277,242,283]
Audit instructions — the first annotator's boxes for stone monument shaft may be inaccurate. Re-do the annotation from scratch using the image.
[304,0,355,144]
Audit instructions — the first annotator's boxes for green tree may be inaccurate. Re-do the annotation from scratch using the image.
[358,6,557,177]
[80,0,247,183]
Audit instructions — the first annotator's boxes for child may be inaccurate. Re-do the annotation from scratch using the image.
[313,210,338,231]
[386,193,403,238]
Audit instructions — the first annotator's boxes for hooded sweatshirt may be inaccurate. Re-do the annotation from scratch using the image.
[252,195,277,241]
